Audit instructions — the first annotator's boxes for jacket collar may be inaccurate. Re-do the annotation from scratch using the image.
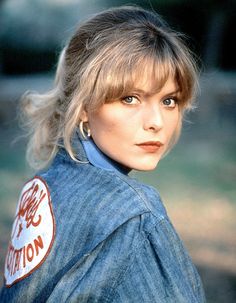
[73,130,130,175]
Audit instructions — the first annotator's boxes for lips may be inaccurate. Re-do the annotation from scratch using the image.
[136,141,164,153]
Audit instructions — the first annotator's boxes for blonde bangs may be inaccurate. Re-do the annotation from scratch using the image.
[21,6,199,169]
[85,46,196,112]
[104,55,176,99]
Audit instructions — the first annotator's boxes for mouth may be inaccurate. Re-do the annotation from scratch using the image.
[136,141,164,153]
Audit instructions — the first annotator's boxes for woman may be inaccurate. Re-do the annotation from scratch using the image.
[0,6,205,302]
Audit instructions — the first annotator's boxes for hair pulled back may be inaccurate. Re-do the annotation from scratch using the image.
[20,6,199,169]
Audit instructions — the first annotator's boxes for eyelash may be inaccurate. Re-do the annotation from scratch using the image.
[121,96,140,105]
[162,97,178,108]
[121,95,179,107]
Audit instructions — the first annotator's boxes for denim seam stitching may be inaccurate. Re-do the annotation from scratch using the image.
[103,231,149,303]
[112,172,166,221]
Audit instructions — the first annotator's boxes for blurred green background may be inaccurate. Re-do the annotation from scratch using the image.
[0,0,236,302]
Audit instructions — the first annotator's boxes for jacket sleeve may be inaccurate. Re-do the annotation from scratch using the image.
[46,215,143,303]
[46,213,205,303]
[112,217,206,303]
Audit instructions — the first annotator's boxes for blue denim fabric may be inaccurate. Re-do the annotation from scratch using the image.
[0,132,205,302]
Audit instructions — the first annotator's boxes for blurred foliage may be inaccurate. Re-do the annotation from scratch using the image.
[0,1,235,301]
[0,0,100,73]
[0,0,235,74]
[0,0,99,50]
[1,121,236,302]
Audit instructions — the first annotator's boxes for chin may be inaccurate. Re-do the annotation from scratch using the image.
[134,160,160,172]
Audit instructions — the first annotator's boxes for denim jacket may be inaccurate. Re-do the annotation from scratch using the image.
[0,131,205,302]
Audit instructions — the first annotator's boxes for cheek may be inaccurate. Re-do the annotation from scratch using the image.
[173,116,182,141]
[174,114,180,130]
[162,113,181,155]
[167,112,180,136]
[89,113,118,137]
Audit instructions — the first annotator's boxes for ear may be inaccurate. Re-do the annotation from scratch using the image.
[81,110,88,122]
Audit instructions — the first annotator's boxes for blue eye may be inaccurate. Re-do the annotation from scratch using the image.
[162,98,177,108]
[122,96,140,105]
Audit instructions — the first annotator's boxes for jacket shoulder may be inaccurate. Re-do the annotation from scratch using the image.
[114,172,168,220]
[32,157,170,260]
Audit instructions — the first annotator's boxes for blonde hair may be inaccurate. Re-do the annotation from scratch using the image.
[20,6,199,169]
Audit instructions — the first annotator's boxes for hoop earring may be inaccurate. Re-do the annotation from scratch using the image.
[79,121,91,139]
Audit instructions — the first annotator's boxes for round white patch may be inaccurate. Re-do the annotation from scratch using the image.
[4,176,55,287]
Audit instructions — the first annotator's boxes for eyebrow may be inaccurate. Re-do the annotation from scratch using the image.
[130,88,180,98]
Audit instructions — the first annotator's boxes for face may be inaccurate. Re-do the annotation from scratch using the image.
[84,76,180,171]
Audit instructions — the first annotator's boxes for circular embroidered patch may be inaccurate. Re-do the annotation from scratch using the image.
[4,176,55,287]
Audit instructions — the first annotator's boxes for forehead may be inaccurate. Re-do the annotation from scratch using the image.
[99,53,185,107]
[131,74,178,96]
[123,54,176,87]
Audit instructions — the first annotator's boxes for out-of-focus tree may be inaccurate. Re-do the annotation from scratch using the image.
[0,0,102,74]
[108,0,236,70]
[0,0,102,50]
[0,0,235,74]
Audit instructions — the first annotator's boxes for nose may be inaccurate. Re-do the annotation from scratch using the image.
[143,103,164,132]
